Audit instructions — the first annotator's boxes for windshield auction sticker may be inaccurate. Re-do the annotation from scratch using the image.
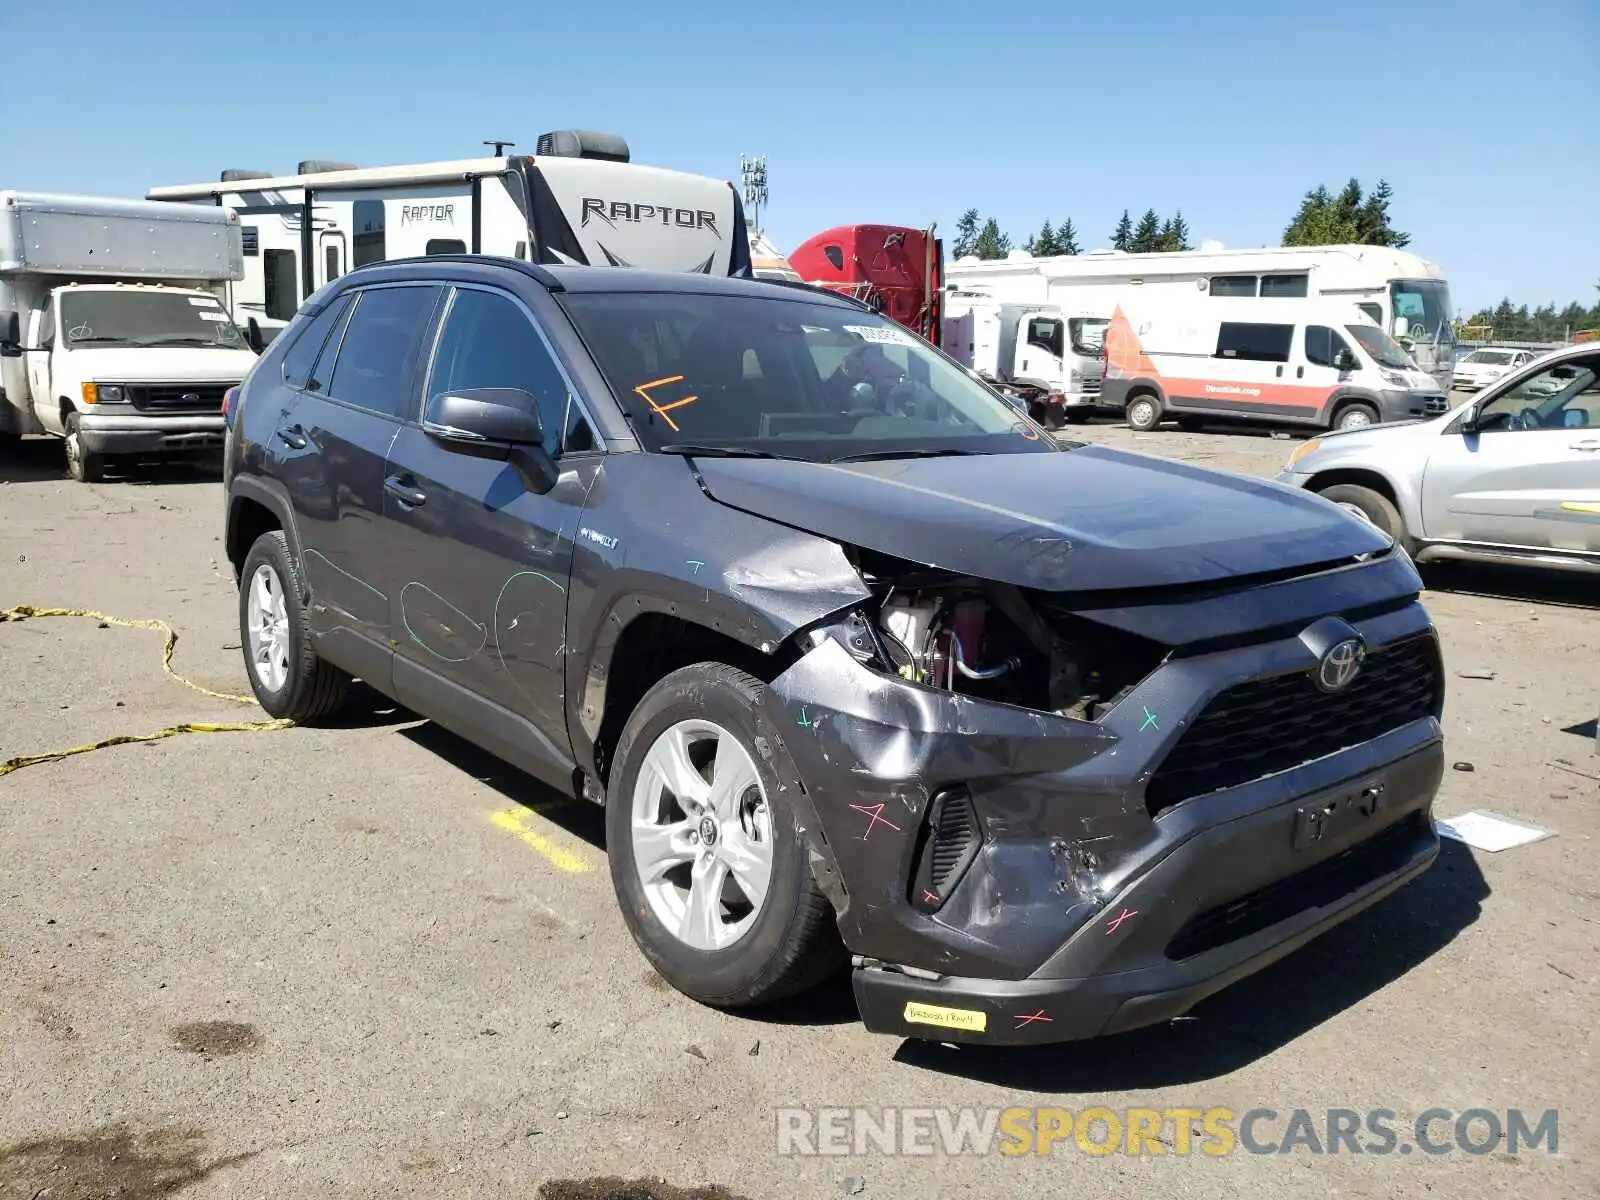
[845,324,916,346]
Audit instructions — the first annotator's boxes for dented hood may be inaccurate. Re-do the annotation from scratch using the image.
[692,444,1391,591]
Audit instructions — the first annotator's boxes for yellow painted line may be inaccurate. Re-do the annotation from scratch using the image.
[489,806,592,874]
[1560,501,1600,515]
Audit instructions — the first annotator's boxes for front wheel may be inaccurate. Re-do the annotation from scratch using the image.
[63,414,104,483]
[607,663,843,1008]
[1334,403,1378,431]
[1125,393,1162,431]
[1316,483,1414,555]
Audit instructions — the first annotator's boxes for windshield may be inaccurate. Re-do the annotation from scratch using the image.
[1389,279,1454,347]
[1345,323,1414,370]
[558,292,1056,461]
[1465,350,1514,365]
[1069,317,1108,357]
[60,290,247,350]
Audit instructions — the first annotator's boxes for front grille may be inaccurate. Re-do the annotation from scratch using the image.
[1165,812,1432,960]
[1145,634,1441,814]
[128,383,229,413]
[1423,394,1449,415]
[1081,376,1103,394]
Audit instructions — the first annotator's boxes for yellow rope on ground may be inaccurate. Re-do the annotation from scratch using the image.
[0,604,293,779]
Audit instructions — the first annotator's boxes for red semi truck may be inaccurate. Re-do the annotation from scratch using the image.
[785,224,943,347]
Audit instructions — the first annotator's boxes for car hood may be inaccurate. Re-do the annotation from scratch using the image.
[692,444,1391,591]
[67,345,258,382]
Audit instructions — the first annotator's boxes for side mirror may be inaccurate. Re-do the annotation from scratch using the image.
[245,318,265,354]
[1390,316,1409,339]
[422,387,558,493]
[0,309,20,357]
[1563,408,1588,429]
[1457,402,1479,434]
[1333,348,1357,372]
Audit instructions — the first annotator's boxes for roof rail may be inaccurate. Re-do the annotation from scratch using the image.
[759,277,876,312]
[347,252,564,291]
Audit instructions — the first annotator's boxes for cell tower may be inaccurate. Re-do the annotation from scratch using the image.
[741,155,769,234]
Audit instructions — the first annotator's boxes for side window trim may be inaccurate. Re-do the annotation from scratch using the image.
[279,291,352,393]
[420,280,603,455]
[308,291,360,395]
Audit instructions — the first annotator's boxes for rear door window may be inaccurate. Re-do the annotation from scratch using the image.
[1216,322,1294,362]
[324,285,442,417]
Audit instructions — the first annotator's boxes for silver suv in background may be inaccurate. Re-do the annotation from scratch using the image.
[1277,341,1600,574]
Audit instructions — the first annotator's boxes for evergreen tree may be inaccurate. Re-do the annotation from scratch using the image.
[1055,217,1082,255]
[973,217,1011,260]
[1110,210,1133,251]
[1026,221,1058,256]
[1130,208,1162,252]
[1284,178,1408,247]
[1160,211,1192,251]
[952,208,981,259]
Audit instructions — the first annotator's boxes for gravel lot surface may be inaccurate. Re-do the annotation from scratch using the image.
[2,424,1594,1199]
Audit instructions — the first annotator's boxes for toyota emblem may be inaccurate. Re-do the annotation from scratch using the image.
[1316,638,1365,692]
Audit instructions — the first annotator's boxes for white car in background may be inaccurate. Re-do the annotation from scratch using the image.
[1276,341,1600,575]
[1453,346,1539,391]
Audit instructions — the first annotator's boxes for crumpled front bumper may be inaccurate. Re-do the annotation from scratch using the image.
[751,572,1444,1045]
[77,411,225,456]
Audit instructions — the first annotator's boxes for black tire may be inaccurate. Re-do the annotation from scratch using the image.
[1063,408,1091,425]
[1316,483,1414,555]
[63,413,104,483]
[1043,406,1066,431]
[238,530,350,721]
[1175,415,1204,432]
[1125,391,1162,431]
[607,662,844,1008]
[1333,402,1379,431]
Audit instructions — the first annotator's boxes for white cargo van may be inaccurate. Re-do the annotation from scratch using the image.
[0,191,257,481]
[1100,295,1449,432]
[940,292,1105,427]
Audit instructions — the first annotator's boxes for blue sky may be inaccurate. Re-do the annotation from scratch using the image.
[3,0,1595,314]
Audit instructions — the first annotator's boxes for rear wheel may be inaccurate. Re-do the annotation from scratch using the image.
[239,530,350,721]
[607,662,843,1007]
[63,414,104,483]
[1334,403,1379,431]
[1125,392,1162,431]
[1316,483,1414,555]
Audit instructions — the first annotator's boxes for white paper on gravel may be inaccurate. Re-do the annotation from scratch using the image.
[1435,810,1553,852]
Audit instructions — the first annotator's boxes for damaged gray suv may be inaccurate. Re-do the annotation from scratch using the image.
[223,256,1445,1045]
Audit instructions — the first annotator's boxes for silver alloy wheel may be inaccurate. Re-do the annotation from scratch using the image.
[1338,408,1374,430]
[1128,398,1158,430]
[631,718,775,952]
[246,562,291,694]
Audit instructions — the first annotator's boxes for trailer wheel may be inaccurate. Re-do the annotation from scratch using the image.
[1125,392,1162,432]
[63,414,105,483]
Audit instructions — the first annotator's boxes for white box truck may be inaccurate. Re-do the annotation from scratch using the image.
[940,291,1105,427]
[0,191,258,481]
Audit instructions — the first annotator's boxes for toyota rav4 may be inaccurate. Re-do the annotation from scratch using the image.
[222,255,1445,1045]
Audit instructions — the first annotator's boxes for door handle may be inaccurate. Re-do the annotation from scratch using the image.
[1571,439,1600,452]
[1296,366,1305,379]
[384,474,427,507]
[276,424,307,450]
[1275,365,1284,378]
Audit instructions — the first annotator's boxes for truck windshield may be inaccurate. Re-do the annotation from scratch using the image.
[559,291,1055,461]
[1069,317,1108,356]
[1389,279,1454,347]
[60,291,247,350]
[1345,323,1414,369]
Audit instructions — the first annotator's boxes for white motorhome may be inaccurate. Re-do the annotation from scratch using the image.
[947,243,1457,393]
[147,131,753,345]
[0,191,258,481]
[1101,294,1448,432]
[940,292,1104,426]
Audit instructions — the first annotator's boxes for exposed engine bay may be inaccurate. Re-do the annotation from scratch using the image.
[836,548,1168,720]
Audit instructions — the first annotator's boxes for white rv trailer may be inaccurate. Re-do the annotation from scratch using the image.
[946,244,1456,392]
[147,131,753,345]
